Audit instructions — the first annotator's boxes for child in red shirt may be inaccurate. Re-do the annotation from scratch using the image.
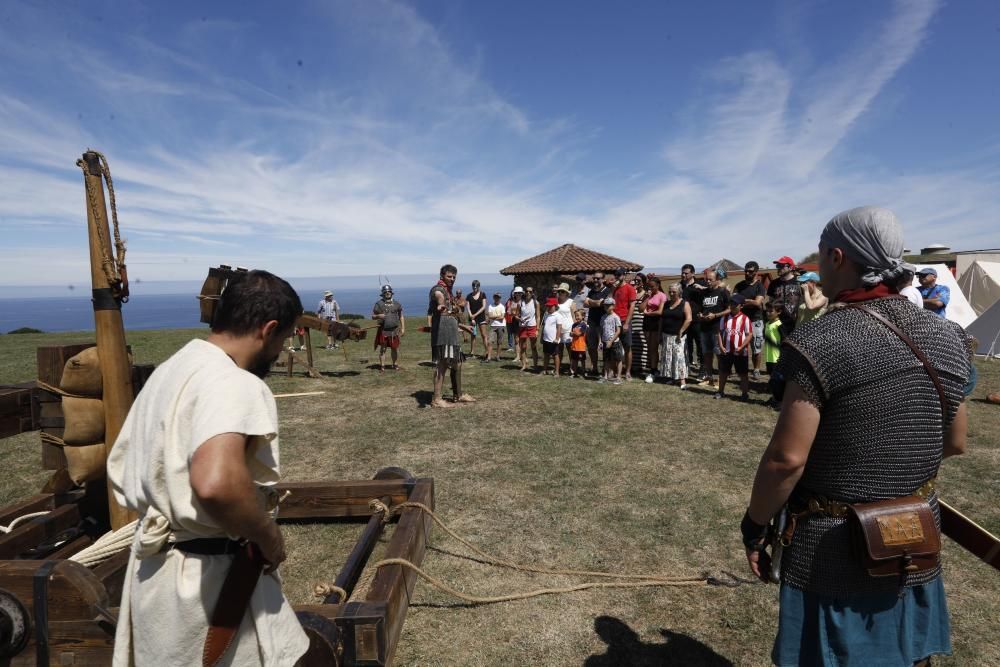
[716,294,752,401]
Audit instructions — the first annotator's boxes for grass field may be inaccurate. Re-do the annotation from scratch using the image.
[1,320,998,666]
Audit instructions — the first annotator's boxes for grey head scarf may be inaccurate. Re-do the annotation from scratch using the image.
[819,206,906,286]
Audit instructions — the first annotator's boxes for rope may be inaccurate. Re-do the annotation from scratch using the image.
[75,150,128,300]
[390,501,703,582]
[40,431,66,447]
[0,511,52,534]
[312,583,348,601]
[69,519,138,568]
[369,558,708,605]
[313,499,720,606]
[36,380,91,399]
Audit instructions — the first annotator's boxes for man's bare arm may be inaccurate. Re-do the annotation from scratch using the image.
[191,433,285,570]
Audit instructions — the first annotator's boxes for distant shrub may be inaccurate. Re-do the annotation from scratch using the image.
[8,327,44,334]
[340,313,366,321]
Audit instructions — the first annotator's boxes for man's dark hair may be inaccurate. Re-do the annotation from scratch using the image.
[745,261,759,271]
[681,263,696,273]
[212,270,302,336]
[440,264,458,277]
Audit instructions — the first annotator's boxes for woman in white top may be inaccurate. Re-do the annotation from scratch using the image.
[555,283,576,371]
[518,287,540,371]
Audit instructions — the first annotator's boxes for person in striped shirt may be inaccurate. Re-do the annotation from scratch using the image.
[715,293,752,401]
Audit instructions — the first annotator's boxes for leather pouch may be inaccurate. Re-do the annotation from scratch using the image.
[848,496,940,577]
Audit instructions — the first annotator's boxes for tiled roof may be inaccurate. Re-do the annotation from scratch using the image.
[707,258,744,273]
[500,244,643,275]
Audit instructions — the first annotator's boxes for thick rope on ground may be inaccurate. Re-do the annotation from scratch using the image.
[371,557,708,605]
[391,500,705,582]
[313,498,721,605]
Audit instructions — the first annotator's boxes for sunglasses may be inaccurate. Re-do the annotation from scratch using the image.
[776,264,790,269]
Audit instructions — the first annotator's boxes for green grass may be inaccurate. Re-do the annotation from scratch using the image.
[1,319,998,666]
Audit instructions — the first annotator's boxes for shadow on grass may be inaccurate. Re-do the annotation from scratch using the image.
[584,616,732,667]
[411,390,435,407]
[319,371,361,378]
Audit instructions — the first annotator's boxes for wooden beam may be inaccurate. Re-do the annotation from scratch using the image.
[9,618,116,666]
[0,559,109,622]
[0,504,81,560]
[363,478,433,666]
[276,480,413,521]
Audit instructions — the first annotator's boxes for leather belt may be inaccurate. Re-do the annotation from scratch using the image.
[780,478,937,546]
[165,538,245,556]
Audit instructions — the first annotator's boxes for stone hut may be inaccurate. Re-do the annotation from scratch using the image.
[500,244,643,300]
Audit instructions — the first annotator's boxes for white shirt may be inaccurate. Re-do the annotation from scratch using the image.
[900,285,924,308]
[556,298,574,342]
[107,339,308,666]
[542,311,562,343]
[520,298,538,327]
[488,303,506,327]
[317,298,339,320]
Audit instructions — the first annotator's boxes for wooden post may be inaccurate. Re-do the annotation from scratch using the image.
[79,151,136,529]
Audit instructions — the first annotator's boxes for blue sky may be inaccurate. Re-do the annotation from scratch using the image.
[1,0,998,287]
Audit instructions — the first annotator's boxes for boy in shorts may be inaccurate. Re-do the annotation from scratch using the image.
[599,297,623,385]
[541,297,564,375]
[716,294,751,401]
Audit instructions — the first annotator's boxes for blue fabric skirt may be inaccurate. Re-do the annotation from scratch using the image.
[772,578,951,666]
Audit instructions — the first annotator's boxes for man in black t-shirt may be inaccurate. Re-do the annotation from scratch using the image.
[584,272,613,376]
[734,261,766,379]
[680,263,705,370]
[767,255,803,336]
[695,268,730,384]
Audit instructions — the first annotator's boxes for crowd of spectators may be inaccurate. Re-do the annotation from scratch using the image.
[444,255,948,403]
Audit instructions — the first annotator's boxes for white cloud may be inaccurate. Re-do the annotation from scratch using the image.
[0,0,995,291]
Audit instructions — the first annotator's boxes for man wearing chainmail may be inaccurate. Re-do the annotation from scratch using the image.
[741,207,971,666]
[428,264,475,408]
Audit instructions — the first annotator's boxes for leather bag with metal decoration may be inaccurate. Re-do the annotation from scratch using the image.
[848,496,941,577]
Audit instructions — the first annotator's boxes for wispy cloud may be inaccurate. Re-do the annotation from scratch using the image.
[0,0,993,290]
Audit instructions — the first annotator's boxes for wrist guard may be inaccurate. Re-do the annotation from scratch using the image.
[741,509,768,551]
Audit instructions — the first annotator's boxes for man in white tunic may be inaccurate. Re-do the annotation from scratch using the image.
[107,270,310,666]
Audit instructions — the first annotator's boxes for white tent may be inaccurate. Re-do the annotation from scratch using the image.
[966,298,1000,357]
[911,264,977,329]
[957,260,1000,316]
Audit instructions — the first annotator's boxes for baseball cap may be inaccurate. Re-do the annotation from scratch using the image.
[603,297,616,306]
[773,256,796,267]
[545,297,558,307]
[916,267,937,277]
[493,292,502,297]
[323,290,333,297]
[575,272,587,281]
[796,271,820,283]
[715,267,728,279]
[512,286,524,294]
[731,294,746,305]
[557,282,570,292]
[744,261,759,271]
[614,268,626,278]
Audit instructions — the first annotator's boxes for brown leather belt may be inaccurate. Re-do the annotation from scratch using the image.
[781,479,937,545]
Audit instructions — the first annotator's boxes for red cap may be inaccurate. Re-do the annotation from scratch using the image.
[773,256,796,267]
[545,297,558,307]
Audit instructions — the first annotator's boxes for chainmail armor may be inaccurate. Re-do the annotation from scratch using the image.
[777,297,971,597]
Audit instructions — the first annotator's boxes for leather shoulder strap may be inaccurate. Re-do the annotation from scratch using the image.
[848,304,949,418]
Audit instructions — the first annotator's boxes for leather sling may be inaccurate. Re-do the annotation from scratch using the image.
[845,304,946,578]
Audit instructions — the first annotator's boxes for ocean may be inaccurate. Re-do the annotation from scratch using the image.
[0,284,515,333]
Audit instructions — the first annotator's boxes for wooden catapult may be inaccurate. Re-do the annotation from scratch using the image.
[0,151,433,665]
[198,266,369,378]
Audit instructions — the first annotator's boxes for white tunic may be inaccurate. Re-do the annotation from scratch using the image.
[107,339,309,666]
